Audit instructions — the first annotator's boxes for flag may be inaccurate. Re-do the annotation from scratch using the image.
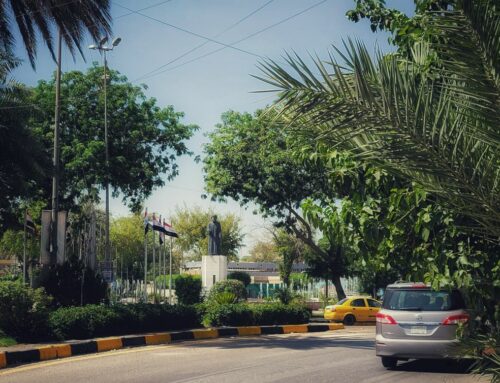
[25,211,36,236]
[163,220,178,238]
[151,213,166,233]
[143,208,150,235]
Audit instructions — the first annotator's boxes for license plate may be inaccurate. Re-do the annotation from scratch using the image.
[410,326,427,335]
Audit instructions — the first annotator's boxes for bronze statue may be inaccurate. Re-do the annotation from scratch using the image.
[207,215,222,255]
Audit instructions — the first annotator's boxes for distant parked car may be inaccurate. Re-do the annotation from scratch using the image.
[376,282,469,369]
[324,296,382,325]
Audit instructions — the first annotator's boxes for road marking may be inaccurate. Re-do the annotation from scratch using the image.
[0,344,176,376]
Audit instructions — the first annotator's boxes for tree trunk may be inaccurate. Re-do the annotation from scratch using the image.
[332,274,346,300]
[324,278,329,308]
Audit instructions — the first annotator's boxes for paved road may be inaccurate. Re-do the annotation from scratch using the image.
[0,327,482,383]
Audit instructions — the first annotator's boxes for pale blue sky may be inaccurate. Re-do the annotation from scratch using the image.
[12,0,414,256]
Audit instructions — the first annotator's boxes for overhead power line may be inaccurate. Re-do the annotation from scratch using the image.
[135,0,329,82]
[112,1,263,59]
[136,0,275,81]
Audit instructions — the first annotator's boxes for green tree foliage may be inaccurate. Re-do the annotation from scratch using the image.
[110,213,147,279]
[204,110,328,220]
[171,206,244,261]
[174,275,202,305]
[227,271,251,287]
[29,64,198,212]
[274,229,308,289]
[244,237,280,262]
[346,0,454,55]
[0,0,111,68]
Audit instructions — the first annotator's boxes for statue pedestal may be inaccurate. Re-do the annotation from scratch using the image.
[202,255,227,290]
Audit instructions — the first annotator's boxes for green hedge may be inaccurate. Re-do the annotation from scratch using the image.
[0,281,52,341]
[202,303,311,327]
[49,304,201,340]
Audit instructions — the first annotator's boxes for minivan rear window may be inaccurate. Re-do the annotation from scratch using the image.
[383,289,465,311]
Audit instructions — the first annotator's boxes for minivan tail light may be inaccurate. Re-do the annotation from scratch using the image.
[411,283,428,288]
[442,314,469,325]
[376,313,397,325]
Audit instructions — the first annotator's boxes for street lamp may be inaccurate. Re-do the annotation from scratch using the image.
[89,36,121,280]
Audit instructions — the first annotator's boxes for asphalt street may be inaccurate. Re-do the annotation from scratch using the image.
[0,327,483,383]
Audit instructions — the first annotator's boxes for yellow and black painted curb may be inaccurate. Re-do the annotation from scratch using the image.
[0,323,343,369]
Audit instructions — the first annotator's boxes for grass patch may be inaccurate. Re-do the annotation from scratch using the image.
[0,334,17,347]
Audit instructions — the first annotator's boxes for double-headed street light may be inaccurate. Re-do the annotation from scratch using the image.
[89,36,121,278]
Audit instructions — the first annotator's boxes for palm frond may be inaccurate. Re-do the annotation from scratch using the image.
[259,1,500,240]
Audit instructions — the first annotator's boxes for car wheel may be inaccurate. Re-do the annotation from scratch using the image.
[343,314,356,326]
[381,357,398,369]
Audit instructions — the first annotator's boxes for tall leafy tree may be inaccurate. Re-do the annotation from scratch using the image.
[30,64,199,212]
[204,110,353,298]
[0,0,112,68]
[244,237,280,262]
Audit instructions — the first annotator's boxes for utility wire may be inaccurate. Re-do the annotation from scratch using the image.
[136,0,275,81]
[135,0,329,82]
[112,2,262,59]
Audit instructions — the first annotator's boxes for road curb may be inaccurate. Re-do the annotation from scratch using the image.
[0,323,344,370]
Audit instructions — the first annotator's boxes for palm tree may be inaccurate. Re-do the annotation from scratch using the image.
[258,0,500,241]
[0,0,112,68]
[0,51,47,229]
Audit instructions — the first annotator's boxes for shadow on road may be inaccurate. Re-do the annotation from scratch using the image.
[393,359,474,374]
[192,335,374,351]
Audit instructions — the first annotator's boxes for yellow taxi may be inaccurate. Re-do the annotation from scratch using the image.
[324,296,382,325]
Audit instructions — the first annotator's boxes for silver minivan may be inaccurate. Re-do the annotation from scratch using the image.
[376,282,469,368]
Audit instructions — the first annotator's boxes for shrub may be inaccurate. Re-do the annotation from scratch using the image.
[208,280,247,302]
[273,287,294,304]
[202,303,254,327]
[202,302,311,327]
[227,271,251,287]
[37,258,108,307]
[175,275,202,305]
[211,291,238,304]
[0,281,52,341]
[49,303,201,340]
[252,303,311,325]
[49,305,118,340]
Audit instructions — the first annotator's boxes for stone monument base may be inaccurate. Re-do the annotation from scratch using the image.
[202,255,227,290]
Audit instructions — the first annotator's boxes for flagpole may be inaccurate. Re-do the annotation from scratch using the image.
[144,227,148,303]
[169,235,173,304]
[23,210,27,285]
[163,235,166,301]
[152,225,156,302]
